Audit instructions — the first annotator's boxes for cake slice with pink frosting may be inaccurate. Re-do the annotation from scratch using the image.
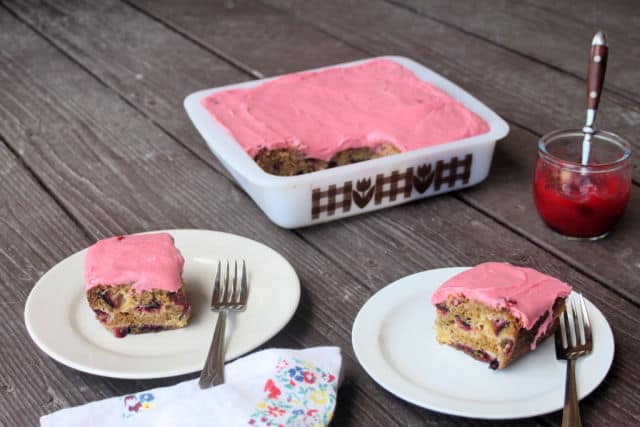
[431,262,571,369]
[85,233,191,338]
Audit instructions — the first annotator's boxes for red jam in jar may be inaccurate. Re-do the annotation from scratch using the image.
[533,129,632,239]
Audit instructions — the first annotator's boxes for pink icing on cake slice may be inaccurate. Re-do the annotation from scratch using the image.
[84,233,184,293]
[201,59,489,161]
[431,262,572,334]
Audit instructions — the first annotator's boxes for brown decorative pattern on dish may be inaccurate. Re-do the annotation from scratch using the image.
[311,154,473,219]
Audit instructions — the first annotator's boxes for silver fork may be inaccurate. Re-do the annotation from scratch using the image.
[555,293,593,427]
[199,260,248,388]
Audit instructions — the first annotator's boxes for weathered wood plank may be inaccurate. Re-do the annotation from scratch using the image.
[1,0,250,170]
[390,0,640,103]
[256,0,640,185]
[0,7,488,426]
[0,142,130,426]
[124,0,363,77]
[525,0,640,43]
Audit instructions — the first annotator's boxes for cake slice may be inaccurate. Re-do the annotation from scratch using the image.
[431,262,571,369]
[85,233,191,338]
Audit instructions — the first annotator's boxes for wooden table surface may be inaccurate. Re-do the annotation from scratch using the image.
[1,1,638,425]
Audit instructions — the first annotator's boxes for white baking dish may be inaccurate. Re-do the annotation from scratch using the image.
[185,56,509,228]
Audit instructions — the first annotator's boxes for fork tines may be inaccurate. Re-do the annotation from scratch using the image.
[556,293,593,357]
[211,260,248,310]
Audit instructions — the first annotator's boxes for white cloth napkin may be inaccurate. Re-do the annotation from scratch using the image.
[41,347,342,427]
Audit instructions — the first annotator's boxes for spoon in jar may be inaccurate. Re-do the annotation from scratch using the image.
[581,31,608,165]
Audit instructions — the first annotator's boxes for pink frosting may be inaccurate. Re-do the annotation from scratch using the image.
[84,233,184,293]
[431,263,572,348]
[201,59,489,161]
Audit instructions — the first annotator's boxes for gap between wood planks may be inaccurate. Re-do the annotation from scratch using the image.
[3,0,637,315]
[383,0,640,107]
[0,134,97,244]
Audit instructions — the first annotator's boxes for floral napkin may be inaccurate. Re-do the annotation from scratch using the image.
[41,347,342,427]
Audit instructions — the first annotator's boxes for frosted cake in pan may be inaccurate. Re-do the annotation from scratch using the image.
[185,56,509,228]
[201,59,489,176]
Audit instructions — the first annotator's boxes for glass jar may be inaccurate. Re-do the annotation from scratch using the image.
[533,129,632,240]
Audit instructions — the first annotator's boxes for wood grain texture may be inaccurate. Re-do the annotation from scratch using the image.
[0,142,135,426]
[0,7,500,426]
[390,0,640,103]
[524,0,640,43]
[125,0,362,78]
[1,0,250,171]
[258,0,640,185]
[98,1,640,303]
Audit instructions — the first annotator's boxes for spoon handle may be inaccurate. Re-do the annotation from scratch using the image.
[586,31,608,124]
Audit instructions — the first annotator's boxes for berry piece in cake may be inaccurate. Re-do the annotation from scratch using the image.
[85,233,192,338]
[431,262,571,369]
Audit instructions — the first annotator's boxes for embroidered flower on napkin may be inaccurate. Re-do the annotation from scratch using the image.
[122,392,155,418]
[248,357,337,426]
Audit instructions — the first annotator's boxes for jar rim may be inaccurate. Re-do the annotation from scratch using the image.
[538,129,631,172]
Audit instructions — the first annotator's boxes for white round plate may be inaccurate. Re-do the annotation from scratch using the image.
[25,229,300,379]
[352,267,615,419]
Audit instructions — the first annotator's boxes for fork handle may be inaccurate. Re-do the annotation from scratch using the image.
[562,359,582,427]
[199,310,227,388]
